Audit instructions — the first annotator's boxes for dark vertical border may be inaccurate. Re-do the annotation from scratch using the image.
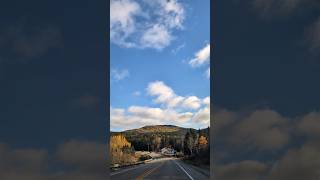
[210,0,215,179]
[106,0,110,179]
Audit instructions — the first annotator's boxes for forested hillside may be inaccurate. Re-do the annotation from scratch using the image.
[111,125,209,154]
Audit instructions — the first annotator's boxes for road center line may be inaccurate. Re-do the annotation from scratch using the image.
[135,162,164,180]
[173,160,194,180]
[110,163,148,176]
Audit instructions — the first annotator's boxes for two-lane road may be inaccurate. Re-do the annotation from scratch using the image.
[111,158,209,180]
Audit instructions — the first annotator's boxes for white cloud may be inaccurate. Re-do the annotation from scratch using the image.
[110,0,141,47]
[153,0,185,29]
[147,81,205,110]
[190,96,210,127]
[110,107,125,116]
[111,68,129,81]
[181,96,201,109]
[110,107,129,128]
[206,67,210,78]
[203,96,210,106]
[178,112,194,123]
[111,106,161,130]
[167,96,185,107]
[110,106,195,130]
[192,106,210,127]
[189,43,210,67]
[128,106,166,120]
[146,81,178,106]
[110,0,185,50]
[140,24,172,50]
[188,43,211,78]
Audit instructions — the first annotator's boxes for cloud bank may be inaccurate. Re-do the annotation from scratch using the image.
[111,81,210,131]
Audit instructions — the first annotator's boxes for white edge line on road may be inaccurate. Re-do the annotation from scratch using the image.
[110,164,148,176]
[173,160,194,180]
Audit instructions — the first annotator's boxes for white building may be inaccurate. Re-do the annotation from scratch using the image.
[161,147,175,156]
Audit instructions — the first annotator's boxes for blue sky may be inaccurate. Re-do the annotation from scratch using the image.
[110,0,210,131]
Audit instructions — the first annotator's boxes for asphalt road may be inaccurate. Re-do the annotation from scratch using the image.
[110,158,209,180]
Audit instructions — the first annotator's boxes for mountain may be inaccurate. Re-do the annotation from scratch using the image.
[111,125,195,137]
[127,125,190,134]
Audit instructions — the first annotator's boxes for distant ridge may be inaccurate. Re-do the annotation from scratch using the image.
[111,124,195,134]
[126,124,189,133]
